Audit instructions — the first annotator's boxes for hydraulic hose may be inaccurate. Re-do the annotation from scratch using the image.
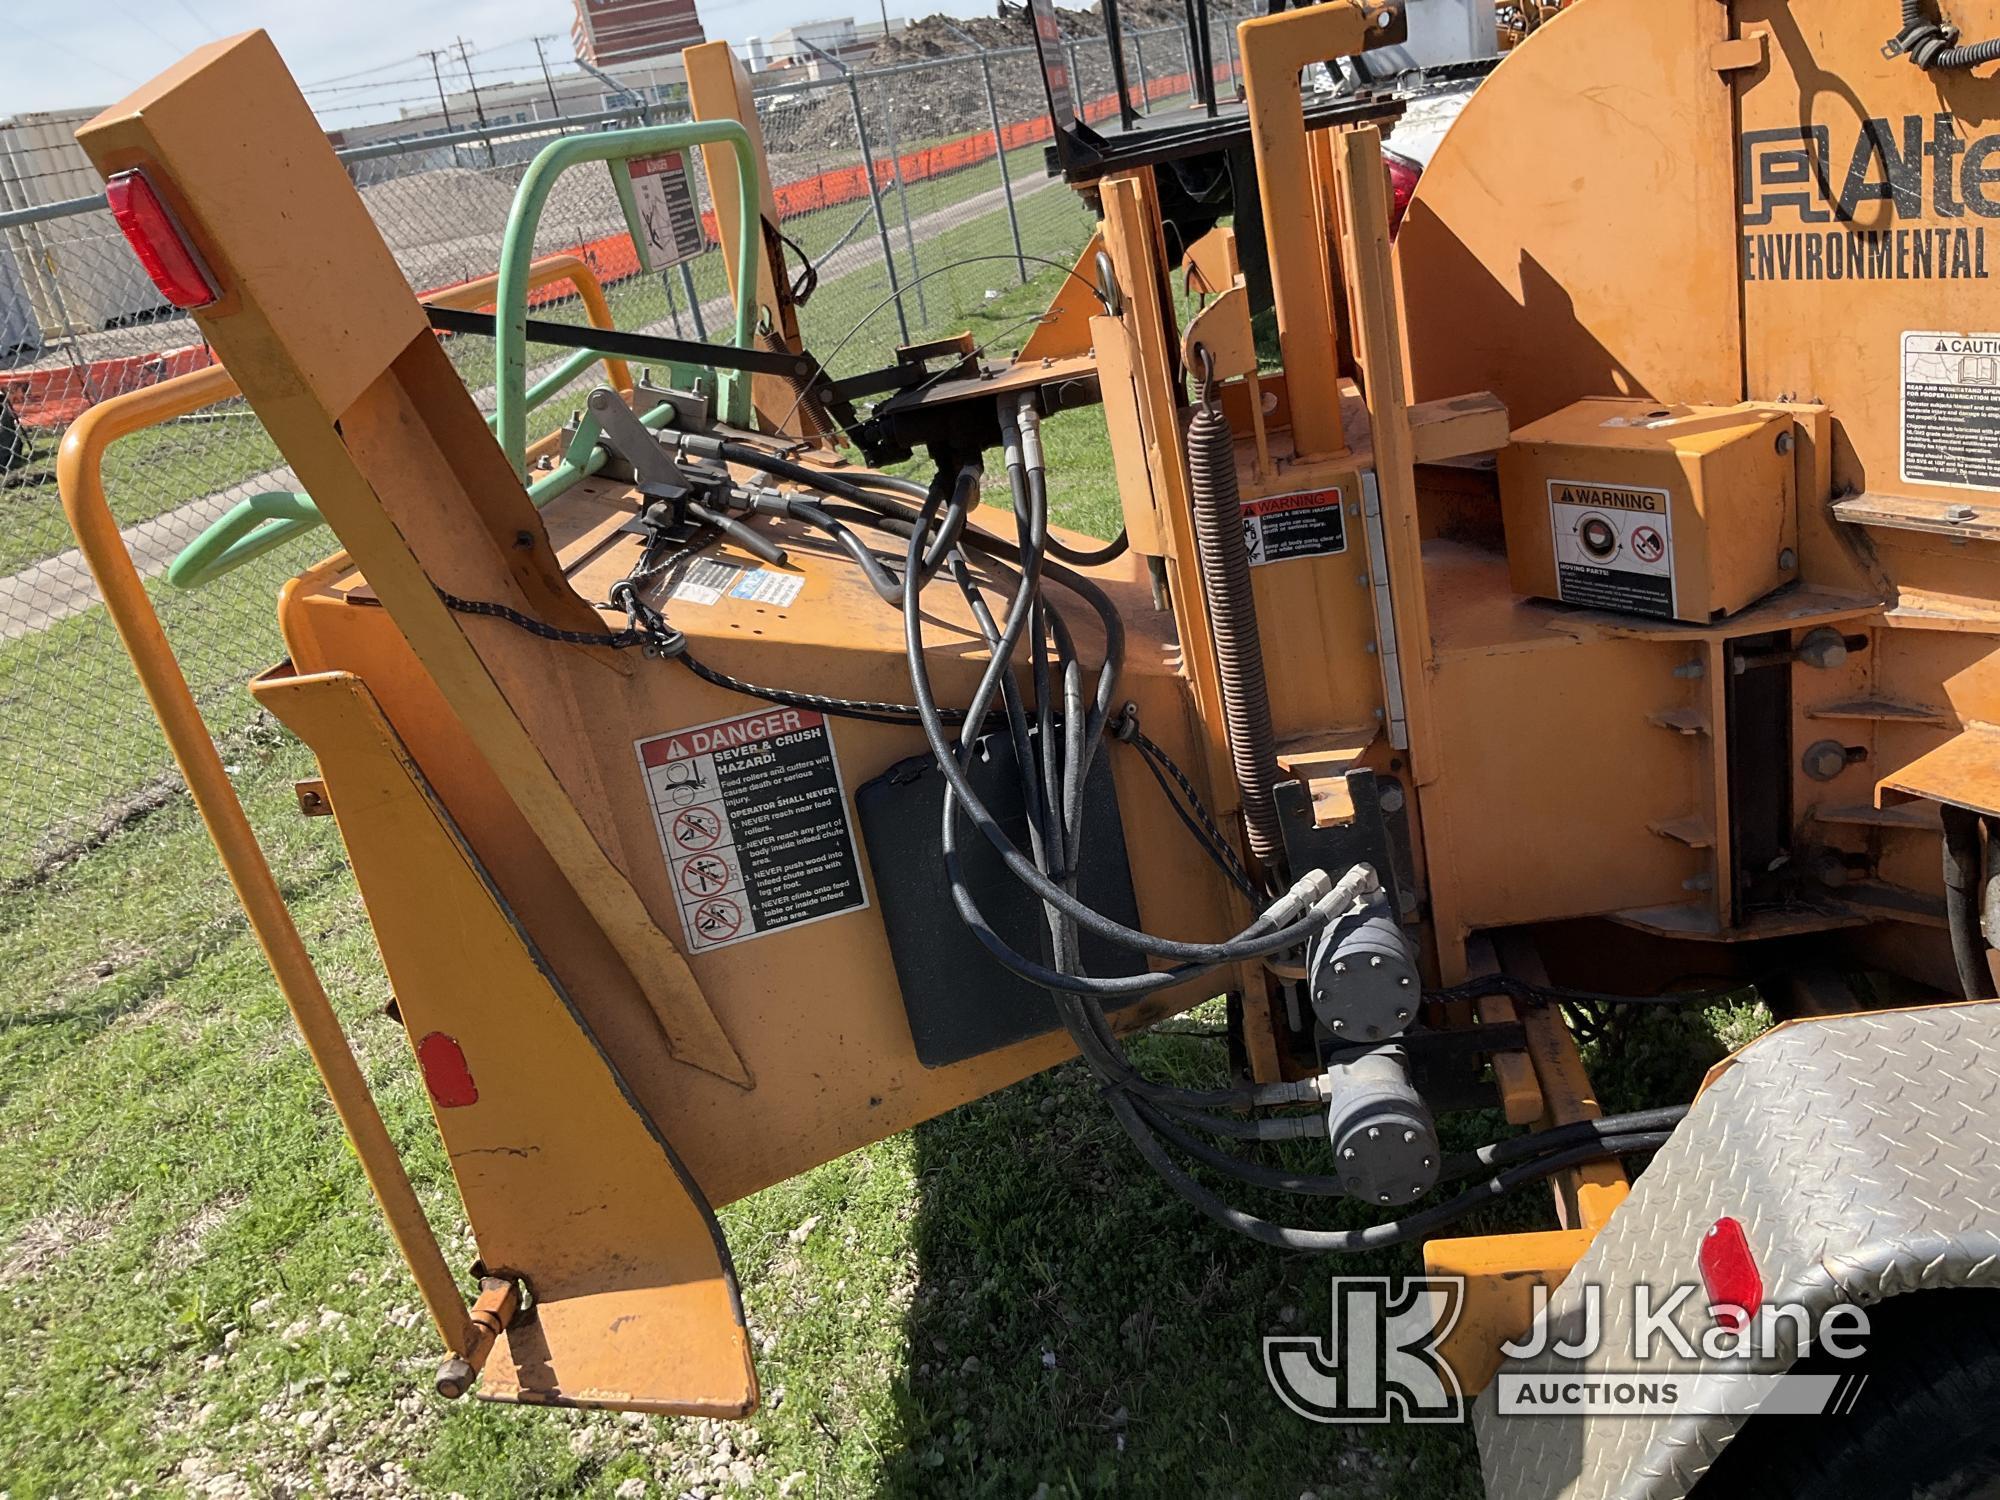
[1109,1088,1672,1252]
[902,476,1346,966]
[1185,385,1284,871]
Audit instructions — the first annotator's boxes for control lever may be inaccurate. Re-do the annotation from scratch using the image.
[586,388,789,568]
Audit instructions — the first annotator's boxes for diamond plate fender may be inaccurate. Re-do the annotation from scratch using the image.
[1475,1002,2000,1500]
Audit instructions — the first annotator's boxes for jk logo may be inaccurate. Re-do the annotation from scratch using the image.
[1264,1277,1467,1424]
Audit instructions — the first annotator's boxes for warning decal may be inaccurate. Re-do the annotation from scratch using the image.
[1548,479,1675,619]
[1242,487,1347,566]
[1901,331,2000,492]
[636,708,868,953]
[627,150,707,269]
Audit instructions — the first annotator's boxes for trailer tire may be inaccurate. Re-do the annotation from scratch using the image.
[1696,1290,2000,1499]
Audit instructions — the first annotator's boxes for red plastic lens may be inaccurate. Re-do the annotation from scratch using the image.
[105,169,219,310]
[1384,152,1421,235]
[1699,1216,1763,1331]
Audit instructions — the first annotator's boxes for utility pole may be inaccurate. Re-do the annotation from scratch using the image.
[531,35,563,120]
[877,0,893,54]
[454,36,497,166]
[422,50,460,166]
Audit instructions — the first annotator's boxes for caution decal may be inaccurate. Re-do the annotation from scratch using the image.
[1901,331,2000,492]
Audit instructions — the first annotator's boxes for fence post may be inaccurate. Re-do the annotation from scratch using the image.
[678,261,708,340]
[878,77,928,326]
[810,43,910,345]
[944,22,1027,285]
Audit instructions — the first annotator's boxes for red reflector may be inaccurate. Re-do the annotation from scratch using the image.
[1699,1216,1763,1331]
[1384,152,1421,235]
[105,169,219,310]
[415,1031,479,1109]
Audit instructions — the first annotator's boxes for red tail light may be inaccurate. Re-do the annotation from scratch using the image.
[1699,1216,1763,1331]
[105,168,220,310]
[1385,151,1421,235]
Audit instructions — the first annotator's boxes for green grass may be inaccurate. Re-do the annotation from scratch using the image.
[0,712,1763,1496]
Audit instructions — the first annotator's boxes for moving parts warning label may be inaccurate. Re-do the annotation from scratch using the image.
[1548,480,1675,619]
[636,708,868,953]
[1242,487,1347,566]
[1902,331,2000,492]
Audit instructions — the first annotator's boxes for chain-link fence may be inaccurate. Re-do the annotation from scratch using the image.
[0,22,1251,884]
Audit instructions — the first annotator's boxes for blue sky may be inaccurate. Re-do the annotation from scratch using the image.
[3,0,992,121]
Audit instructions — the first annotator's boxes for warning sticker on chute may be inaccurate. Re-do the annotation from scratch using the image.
[1242,487,1347,566]
[1902,331,2000,491]
[1548,479,1675,619]
[636,708,867,952]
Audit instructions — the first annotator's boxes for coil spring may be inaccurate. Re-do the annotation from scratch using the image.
[760,326,836,441]
[1186,369,1283,870]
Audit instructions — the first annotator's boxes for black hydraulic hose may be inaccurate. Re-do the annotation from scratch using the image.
[1438,1106,1691,1181]
[1942,802,1989,1000]
[902,489,1333,965]
[935,782,1324,994]
[786,500,905,604]
[1043,526,1132,568]
[1110,1088,1673,1252]
[1136,1095,1676,1203]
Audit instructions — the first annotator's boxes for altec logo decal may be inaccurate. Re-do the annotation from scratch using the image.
[1740,116,1998,281]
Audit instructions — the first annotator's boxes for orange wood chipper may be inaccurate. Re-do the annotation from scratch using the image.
[57,2,2000,1494]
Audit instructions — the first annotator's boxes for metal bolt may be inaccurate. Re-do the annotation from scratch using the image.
[1802,738,1855,781]
[1947,503,1979,524]
[1369,955,1383,968]
[1775,430,1794,455]
[1398,976,1412,988]
[1378,784,1406,814]
[1329,1018,1345,1031]
[1795,626,1848,670]
[1368,1126,1381,1140]
[1333,960,1348,975]
[1395,1008,1410,1022]
[1778,547,1797,570]
[1379,1192,1393,1203]
[1342,1147,1357,1160]
[1403,1129,1416,1143]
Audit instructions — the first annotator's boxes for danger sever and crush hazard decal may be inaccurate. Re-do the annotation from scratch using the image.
[1548,480,1675,619]
[1242,487,1347,566]
[636,708,868,953]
